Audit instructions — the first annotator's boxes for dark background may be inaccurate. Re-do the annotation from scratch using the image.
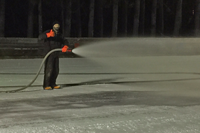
[3,0,196,37]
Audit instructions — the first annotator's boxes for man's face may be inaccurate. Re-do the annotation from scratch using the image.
[53,24,60,31]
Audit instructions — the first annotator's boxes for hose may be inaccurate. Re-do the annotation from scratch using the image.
[0,48,62,93]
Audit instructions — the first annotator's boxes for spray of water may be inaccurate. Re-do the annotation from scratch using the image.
[71,38,200,74]
[72,38,200,58]
[72,38,151,57]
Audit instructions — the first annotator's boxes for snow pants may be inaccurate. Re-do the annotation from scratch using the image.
[43,53,59,88]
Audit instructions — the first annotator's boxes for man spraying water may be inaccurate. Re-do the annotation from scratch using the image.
[38,21,70,90]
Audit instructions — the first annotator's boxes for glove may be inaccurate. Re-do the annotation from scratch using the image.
[62,45,70,52]
[46,29,55,38]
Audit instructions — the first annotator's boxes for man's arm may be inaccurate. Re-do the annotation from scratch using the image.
[38,30,52,41]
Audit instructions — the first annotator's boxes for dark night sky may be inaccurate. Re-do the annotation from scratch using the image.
[4,0,196,37]
[5,0,64,37]
[5,0,29,37]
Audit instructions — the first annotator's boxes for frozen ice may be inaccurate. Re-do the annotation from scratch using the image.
[1,39,200,132]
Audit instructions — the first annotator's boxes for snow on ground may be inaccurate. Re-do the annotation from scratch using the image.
[1,55,200,133]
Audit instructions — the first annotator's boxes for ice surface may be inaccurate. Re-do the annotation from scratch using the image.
[1,50,200,132]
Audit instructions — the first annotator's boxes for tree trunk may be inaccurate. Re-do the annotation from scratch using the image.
[112,0,119,37]
[38,0,43,34]
[173,0,182,36]
[61,0,65,34]
[133,0,140,36]
[140,0,145,36]
[151,0,157,36]
[0,0,5,37]
[195,0,200,36]
[28,0,36,37]
[88,0,95,37]
[65,0,72,37]
[99,0,104,37]
[159,0,164,36]
[123,0,128,36]
[77,0,82,37]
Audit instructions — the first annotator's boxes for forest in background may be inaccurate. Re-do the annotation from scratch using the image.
[0,0,198,37]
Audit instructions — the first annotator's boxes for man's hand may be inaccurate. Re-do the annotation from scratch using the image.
[46,29,55,38]
[62,45,72,52]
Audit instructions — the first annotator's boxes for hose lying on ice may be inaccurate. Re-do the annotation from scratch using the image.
[0,48,62,93]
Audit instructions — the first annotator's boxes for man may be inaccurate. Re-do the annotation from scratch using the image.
[38,21,70,90]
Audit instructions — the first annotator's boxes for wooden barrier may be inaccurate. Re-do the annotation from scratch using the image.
[0,38,82,58]
[1,37,200,59]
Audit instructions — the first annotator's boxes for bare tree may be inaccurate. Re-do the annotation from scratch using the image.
[195,0,200,36]
[65,0,72,37]
[133,0,140,36]
[28,0,37,37]
[0,0,5,37]
[140,0,145,36]
[123,0,128,36]
[151,0,157,36]
[173,0,182,36]
[77,0,82,37]
[112,0,119,37]
[158,0,164,36]
[99,0,104,37]
[38,0,43,34]
[61,0,65,34]
[88,0,95,37]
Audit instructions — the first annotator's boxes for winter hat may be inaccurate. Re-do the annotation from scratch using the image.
[52,21,60,26]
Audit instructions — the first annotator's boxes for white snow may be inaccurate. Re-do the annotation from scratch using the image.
[1,45,200,132]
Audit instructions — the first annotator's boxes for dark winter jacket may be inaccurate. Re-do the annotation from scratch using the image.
[38,29,66,56]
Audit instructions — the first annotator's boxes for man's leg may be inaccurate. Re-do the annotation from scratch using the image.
[50,56,59,88]
[43,55,54,89]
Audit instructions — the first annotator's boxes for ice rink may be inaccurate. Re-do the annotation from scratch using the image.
[1,38,200,133]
